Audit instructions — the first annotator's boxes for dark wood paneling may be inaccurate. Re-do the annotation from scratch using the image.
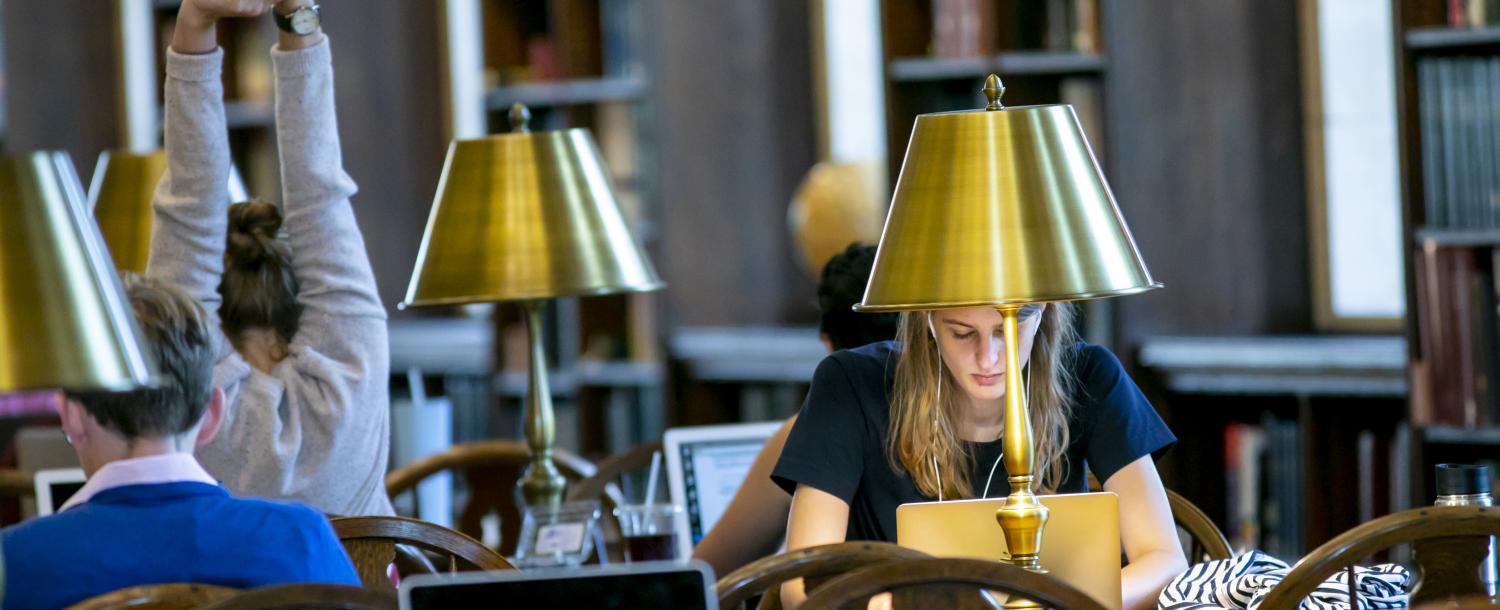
[651,0,819,326]
[321,0,448,314]
[1104,0,1312,356]
[3,0,123,172]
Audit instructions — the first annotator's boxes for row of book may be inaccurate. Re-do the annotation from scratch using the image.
[1448,0,1500,28]
[1224,418,1303,560]
[1412,246,1500,428]
[930,0,1099,58]
[1417,55,1500,230]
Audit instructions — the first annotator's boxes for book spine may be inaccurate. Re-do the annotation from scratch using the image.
[1420,58,1446,228]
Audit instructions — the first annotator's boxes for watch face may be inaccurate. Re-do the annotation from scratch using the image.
[291,10,318,34]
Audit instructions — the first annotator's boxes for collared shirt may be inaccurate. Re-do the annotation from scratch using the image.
[60,453,218,512]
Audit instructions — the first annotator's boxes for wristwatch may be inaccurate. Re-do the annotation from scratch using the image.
[273,4,321,36]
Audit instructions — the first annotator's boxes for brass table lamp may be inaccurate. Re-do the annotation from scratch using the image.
[856,75,1159,575]
[0,152,157,392]
[402,104,663,507]
[89,150,249,274]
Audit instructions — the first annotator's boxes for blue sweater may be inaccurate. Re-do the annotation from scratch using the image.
[1,482,360,610]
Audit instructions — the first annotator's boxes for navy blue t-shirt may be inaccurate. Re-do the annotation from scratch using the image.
[771,340,1176,543]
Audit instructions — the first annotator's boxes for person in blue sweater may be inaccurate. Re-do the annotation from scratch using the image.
[0,275,359,610]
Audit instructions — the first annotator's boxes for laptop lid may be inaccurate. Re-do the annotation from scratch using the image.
[664,421,783,559]
[399,560,718,610]
[896,491,1123,610]
[33,468,87,517]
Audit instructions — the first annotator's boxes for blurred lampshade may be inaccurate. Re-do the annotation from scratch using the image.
[401,123,663,307]
[787,160,886,279]
[857,79,1159,312]
[0,152,157,392]
[89,150,250,274]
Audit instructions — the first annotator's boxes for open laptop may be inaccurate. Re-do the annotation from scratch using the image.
[897,491,1123,610]
[664,421,784,559]
[33,468,87,517]
[400,560,717,610]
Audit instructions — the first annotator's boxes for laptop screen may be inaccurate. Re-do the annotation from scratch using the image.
[678,436,767,545]
[403,563,716,610]
[33,468,87,517]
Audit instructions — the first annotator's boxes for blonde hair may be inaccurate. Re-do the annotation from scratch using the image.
[887,304,1078,499]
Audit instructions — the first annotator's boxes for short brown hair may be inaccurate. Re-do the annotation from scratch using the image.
[66,275,217,438]
[218,200,301,346]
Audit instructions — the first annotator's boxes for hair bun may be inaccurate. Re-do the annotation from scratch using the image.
[226,200,285,266]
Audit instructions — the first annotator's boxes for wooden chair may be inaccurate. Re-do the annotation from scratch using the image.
[1087,473,1232,562]
[1257,505,1500,610]
[384,439,594,555]
[800,557,1110,610]
[330,516,515,591]
[63,583,239,610]
[566,441,664,563]
[1166,489,1233,561]
[199,584,397,610]
[716,541,932,610]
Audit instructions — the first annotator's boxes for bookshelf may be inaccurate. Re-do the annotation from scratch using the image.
[442,0,664,457]
[112,1,280,198]
[1392,0,1500,504]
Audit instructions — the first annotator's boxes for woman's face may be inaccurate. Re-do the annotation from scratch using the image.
[930,305,1044,402]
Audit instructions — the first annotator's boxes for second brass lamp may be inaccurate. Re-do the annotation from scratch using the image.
[402,105,663,507]
[856,75,1159,573]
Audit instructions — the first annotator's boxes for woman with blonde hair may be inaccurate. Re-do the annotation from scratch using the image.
[773,304,1186,610]
[147,0,392,516]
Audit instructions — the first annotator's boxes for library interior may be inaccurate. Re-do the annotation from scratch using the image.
[0,0,1499,609]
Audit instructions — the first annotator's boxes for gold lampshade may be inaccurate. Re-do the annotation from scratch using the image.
[856,79,1158,312]
[402,105,662,508]
[0,152,156,392]
[401,118,663,307]
[89,150,250,274]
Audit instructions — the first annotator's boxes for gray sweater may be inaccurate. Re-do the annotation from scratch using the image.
[147,39,394,517]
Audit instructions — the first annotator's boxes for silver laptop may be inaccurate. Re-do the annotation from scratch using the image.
[664,421,783,559]
[399,561,717,610]
[33,468,87,516]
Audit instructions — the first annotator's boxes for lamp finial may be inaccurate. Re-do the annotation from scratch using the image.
[509,103,532,133]
[983,74,1005,111]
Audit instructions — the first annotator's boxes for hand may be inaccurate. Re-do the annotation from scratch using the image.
[181,0,278,23]
[174,0,276,54]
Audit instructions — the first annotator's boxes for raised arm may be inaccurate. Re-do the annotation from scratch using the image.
[147,0,277,353]
[269,4,386,364]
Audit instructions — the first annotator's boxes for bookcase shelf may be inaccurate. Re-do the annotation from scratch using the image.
[1414,227,1500,247]
[484,76,648,110]
[1422,425,1500,445]
[887,51,1106,83]
[1394,0,1500,506]
[1406,26,1500,51]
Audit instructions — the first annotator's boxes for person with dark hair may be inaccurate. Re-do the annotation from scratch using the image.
[691,243,896,576]
[147,0,392,515]
[0,276,358,610]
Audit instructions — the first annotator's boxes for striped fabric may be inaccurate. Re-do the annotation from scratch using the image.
[1158,550,1410,610]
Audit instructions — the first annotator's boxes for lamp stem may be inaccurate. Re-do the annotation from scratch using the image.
[518,299,566,507]
[995,305,1050,574]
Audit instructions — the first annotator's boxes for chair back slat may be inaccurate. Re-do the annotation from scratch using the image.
[63,583,239,610]
[800,557,1109,610]
[1256,505,1500,610]
[331,516,515,591]
[384,440,593,555]
[715,541,931,610]
[199,584,396,610]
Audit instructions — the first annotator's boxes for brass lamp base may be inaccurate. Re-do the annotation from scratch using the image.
[516,300,567,507]
[992,304,1050,609]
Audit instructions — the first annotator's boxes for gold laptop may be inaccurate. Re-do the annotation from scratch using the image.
[896,491,1122,610]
